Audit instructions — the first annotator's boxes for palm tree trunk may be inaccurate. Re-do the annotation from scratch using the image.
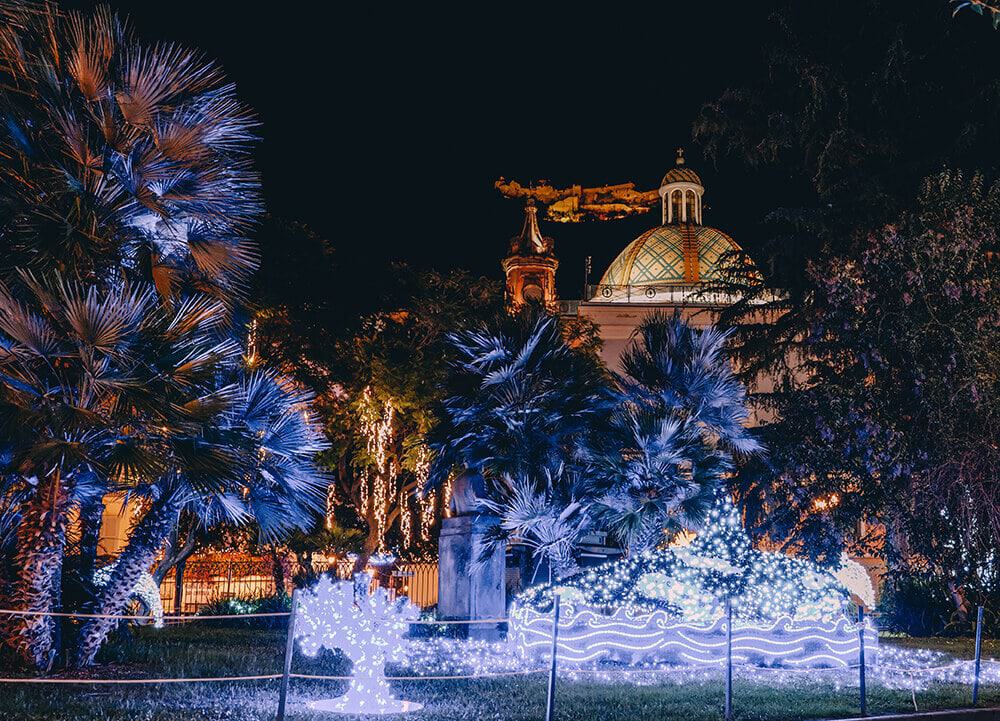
[151,513,197,586]
[4,472,69,671]
[73,493,182,668]
[78,497,105,584]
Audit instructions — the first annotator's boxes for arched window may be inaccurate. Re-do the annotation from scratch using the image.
[671,190,682,223]
[685,191,698,224]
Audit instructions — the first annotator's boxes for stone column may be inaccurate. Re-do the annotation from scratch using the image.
[437,513,505,640]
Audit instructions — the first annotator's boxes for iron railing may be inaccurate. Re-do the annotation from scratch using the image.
[159,560,440,614]
[583,283,784,305]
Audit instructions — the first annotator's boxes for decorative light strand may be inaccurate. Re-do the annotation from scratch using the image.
[296,574,421,714]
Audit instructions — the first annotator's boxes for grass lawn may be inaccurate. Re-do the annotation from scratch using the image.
[2,626,997,721]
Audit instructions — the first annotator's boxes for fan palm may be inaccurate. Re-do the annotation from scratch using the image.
[0,3,261,303]
[73,369,328,666]
[427,309,611,577]
[0,4,272,669]
[0,271,237,668]
[588,312,761,553]
[427,310,610,492]
[477,468,588,581]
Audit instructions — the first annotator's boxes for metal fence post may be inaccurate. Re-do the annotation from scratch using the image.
[858,605,867,717]
[545,594,561,721]
[276,588,299,721]
[725,597,733,721]
[973,605,984,706]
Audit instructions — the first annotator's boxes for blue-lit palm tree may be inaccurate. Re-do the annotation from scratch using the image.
[0,5,289,669]
[0,4,261,304]
[427,309,611,578]
[588,312,761,553]
[73,369,328,667]
[0,272,239,668]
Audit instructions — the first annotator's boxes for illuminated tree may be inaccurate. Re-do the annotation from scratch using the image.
[295,574,421,714]
[310,268,503,569]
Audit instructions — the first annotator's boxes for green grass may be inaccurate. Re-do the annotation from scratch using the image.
[2,627,998,721]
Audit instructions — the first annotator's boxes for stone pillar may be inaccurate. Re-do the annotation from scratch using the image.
[437,514,505,640]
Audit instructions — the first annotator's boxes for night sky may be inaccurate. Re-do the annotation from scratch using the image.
[76,3,804,303]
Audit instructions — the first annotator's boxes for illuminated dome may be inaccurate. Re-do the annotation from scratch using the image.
[591,148,758,304]
[661,166,702,186]
[599,224,744,288]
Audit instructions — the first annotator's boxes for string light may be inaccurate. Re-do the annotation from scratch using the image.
[510,609,877,667]
[93,563,164,629]
[510,495,872,668]
[400,485,413,547]
[296,574,422,714]
[414,445,436,542]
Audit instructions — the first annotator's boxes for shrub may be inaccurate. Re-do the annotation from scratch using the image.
[197,593,292,630]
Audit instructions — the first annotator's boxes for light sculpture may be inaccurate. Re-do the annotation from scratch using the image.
[510,497,878,669]
[295,574,422,714]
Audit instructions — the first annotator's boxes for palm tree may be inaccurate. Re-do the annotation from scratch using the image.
[0,4,275,668]
[428,310,610,492]
[477,468,588,581]
[73,369,328,666]
[588,312,761,553]
[0,4,261,304]
[427,309,611,578]
[0,272,237,668]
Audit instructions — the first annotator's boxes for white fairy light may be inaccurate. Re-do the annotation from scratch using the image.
[415,445,435,542]
[93,563,164,628]
[510,495,874,668]
[296,574,422,714]
[399,485,413,547]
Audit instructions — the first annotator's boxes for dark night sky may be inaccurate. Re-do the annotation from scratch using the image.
[87,2,790,304]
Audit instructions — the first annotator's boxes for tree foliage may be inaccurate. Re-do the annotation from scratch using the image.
[736,172,1000,615]
[589,313,761,554]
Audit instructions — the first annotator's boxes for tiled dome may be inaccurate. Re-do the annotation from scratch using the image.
[598,224,745,287]
[661,166,703,186]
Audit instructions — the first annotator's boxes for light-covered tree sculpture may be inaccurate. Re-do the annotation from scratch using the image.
[511,495,878,668]
[295,574,421,714]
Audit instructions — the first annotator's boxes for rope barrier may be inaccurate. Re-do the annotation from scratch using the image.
[411,618,509,625]
[292,668,547,681]
[0,674,282,684]
[0,608,509,624]
[0,660,992,686]
[0,668,548,685]
[0,608,291,621]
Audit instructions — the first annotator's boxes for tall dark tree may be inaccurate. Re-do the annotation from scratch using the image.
[695,0,1000,384]
[692,1,1000,603]
[735,172,1000,618]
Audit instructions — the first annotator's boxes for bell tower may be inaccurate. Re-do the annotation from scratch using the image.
[659,147,705,225]
[502,199,558,308]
